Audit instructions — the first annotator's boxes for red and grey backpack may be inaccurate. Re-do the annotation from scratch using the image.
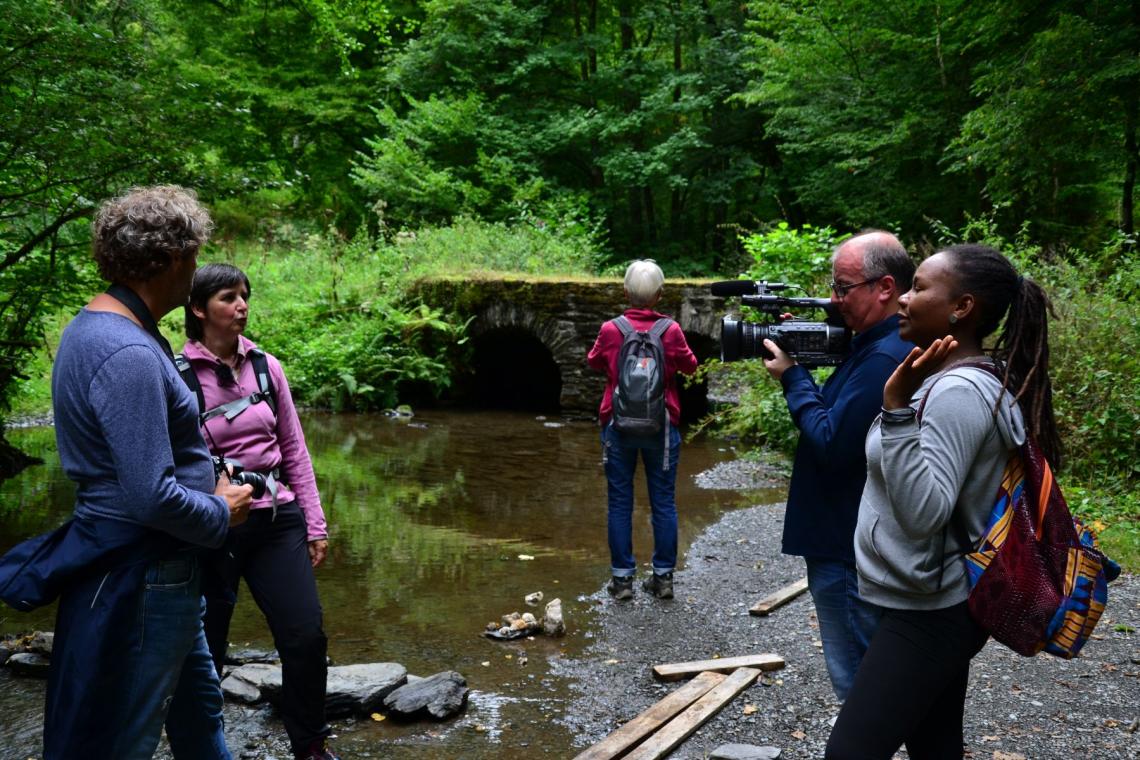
[610,316,674,467]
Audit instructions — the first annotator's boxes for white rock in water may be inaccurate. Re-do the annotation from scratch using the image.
[524,591,544,606]
[543,598,565,637]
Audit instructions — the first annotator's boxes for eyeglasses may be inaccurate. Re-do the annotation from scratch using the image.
[830,276,882,298]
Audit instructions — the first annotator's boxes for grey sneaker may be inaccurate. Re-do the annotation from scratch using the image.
[642,572,674,599]
[607,575,634,600]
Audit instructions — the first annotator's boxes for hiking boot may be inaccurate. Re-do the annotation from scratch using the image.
[607,575,634,600]
[642,571,674,599]
[295,740,340,760]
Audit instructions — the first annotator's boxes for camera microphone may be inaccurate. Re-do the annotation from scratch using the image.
[710,280,789,297]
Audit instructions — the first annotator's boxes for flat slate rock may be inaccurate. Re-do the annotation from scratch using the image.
[382,670,468,720]
[224,647,280,666]
[221,671,264,703]
[7,652,51,678]
[224,663,283,703]
[325,662,408,718]
[224,661,407,718]
[710,744,782,760]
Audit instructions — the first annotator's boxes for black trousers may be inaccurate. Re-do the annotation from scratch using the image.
[825,601,988,760]
[202,502,330,753]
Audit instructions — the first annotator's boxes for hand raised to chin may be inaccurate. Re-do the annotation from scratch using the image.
[883,335,958,410]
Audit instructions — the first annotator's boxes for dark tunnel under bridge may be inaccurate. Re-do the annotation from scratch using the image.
[410,278,727,420]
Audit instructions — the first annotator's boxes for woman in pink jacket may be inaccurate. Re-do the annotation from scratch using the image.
[182,263,336,760]
[587,260,698,601]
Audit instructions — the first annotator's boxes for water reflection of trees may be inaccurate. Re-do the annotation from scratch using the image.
[305,414,554,625]
[0,428,74,540]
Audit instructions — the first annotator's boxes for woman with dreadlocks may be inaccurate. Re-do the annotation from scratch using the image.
[825,244,1059,759]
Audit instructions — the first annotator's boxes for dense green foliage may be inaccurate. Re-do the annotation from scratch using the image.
[6,0,1140,415]
[1,0,1136,558]
[166,215,599,412]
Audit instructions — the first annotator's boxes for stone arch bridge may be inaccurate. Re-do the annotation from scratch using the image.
[411,278,727,421]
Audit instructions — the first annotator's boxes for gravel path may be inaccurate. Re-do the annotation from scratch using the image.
[557,459,1140,759]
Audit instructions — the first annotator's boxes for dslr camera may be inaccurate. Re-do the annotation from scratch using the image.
[212,456,267,499]
[713,280,851,368]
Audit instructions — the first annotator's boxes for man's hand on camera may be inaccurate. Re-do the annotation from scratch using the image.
[215,471,253,526]
[762,338,795,380]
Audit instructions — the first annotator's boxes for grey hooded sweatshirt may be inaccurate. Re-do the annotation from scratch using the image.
[855,362,1027,610]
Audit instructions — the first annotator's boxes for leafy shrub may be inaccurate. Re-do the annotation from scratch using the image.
[694,223,840,451]
[739,222,838,294]
[190,214,603,411]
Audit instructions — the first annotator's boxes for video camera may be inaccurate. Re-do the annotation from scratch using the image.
[713,280,851,368]
[212,456,267,499]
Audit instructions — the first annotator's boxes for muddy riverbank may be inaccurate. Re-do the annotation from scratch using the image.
[557,459,1140,759]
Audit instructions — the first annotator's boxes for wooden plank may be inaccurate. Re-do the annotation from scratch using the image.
[652,653,784,682]
[572,671,726,760]
[623,667,761,760]
[749,577,809,616]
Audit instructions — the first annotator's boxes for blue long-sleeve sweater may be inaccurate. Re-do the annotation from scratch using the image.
[779,315,913,562]
[51,309,229,548]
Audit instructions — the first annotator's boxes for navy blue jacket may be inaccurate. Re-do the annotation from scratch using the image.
[780,315,913,562]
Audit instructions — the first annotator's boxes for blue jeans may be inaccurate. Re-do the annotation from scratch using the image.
[116,556,230,759]
[806,558,883,702]
[602,423,681,577]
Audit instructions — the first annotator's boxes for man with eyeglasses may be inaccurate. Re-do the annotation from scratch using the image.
[760,230,915,702]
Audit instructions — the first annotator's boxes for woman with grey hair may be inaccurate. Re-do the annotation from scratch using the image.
[587,259,698,600]
[40,185,250,757]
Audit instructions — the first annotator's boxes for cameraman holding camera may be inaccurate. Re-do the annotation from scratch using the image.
[762,231,914,702]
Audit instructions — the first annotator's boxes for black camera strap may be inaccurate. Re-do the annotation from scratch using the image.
[105,283,176,364]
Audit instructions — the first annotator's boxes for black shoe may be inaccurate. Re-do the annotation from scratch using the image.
[607,575,634,600]
[642,572,674,599]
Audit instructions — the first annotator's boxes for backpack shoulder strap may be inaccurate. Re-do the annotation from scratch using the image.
[612,316,634,337]
[917,360,1002,421]
[247,348,277,417]
[648,317,674,340]
[173,353,206,419]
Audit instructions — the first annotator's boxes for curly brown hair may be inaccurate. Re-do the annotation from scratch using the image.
[92,185,214,283]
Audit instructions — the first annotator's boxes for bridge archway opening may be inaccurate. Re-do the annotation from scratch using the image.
[679,331,717,424]
[469,327,562,412]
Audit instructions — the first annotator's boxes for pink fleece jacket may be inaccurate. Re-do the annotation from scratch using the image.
[587,308,698,426]
[181,336,327,540]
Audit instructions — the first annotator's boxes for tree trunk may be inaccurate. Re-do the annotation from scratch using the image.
[671,0,684,242]
[1122,0,1140,243]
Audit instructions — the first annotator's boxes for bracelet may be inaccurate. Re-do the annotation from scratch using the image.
[880,406,917,424]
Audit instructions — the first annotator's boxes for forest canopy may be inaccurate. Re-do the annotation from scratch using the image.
[3,0,1139,417]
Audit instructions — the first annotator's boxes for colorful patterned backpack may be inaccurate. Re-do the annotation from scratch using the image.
[925,362,1121,658]
[963,434,1120,657]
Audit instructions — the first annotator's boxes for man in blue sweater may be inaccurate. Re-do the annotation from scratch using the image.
[761,230,914,701]
[45,186,253,757]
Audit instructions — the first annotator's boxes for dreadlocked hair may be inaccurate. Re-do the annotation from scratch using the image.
[940,244,1062,468]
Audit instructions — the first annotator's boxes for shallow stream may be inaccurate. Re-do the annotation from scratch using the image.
[0,410,782,757]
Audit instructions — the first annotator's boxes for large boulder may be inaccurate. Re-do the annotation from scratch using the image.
[382,671,469,720]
